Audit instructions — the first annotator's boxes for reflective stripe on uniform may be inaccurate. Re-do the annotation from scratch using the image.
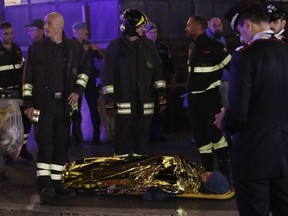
[0,63,22,72]
[199,143,213,154]
[143,102,154,115]
[32,109,40,122]
[37,170,51,177]
[76,73,89,88]
[116,102,131,114]
[37,162,50,170]
[213,136,229,150]
[50,164,65,172]
[191,80,221,94]
[51,174,62,180]
[193,55,232,73]
[102,85,114,95]
[23,83,33,97]
[154,80,166,89]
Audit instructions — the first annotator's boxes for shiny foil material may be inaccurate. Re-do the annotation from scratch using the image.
[63,156,205,195]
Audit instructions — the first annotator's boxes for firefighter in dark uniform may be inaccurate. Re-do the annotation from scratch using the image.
[100,9,167,157]
[145,22,176,142]
[0,22,33,164]
[72,21,105,145]
[185,15,231,180]
[214,1,288,215]
[23,12,90,203]
[266,2,288,43]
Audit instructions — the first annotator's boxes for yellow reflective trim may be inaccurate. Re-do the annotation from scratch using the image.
[51,174,62,180]
[23,90,32,97]
[136,15,145,26]
[37,170,51,176]
[116,103,131,108]
[33,109,40,116]
[191,80,221,94]
[154,80,166,89]
[188,66,192,73]
[14,64,22,69]
[23,83,33,90]
[102,85,114,95]
[37,162,50,170]
[50,164,65,171]
[117,109,131,114]
[199,143,213,154]
[144,109,154,115]
[76,79,87,88]
[0,65,14,71]
[194,55,231,73]
[77,73,89,82]
[213,136,229,150]
[143,103,154,109]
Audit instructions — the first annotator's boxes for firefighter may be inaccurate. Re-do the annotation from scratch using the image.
[23,12,90,203]
[0,21,33,164]
[100,9,167,157]
[185,15,231,180]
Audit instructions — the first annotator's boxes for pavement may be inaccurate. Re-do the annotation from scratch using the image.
[0,99,239,216]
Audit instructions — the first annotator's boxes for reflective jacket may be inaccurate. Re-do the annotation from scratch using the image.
[187,33,231,94]
[22,37,90,124]
[0,42,24,97]
[101,36,166,116]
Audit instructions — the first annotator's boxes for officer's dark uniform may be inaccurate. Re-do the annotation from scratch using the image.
[72,37,102,144]
[186,32,231,177]
[23,36,90,196]
[101,35,166,156]
[224,1,288,215]
[0,40,32,162]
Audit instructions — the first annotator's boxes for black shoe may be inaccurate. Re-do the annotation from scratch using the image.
[39,186,55,203]
[55,188,76,199]
[3,155,14,165]
[0,169,8,181]
[20,146,33,161]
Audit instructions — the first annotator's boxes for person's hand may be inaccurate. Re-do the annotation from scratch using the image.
[24,107,34,121]
[105,102,116,116]
[82,44,90,51]
[214,107,226,130]
[15,144,23,157]
[68,92,79,106]
[89,43,101,51]
[159,97,167,113]
[180,92,188,108]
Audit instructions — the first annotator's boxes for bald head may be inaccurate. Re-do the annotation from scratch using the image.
[208,17,223,38]
[44,12,64,43]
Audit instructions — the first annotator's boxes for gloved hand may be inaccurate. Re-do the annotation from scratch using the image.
[105,102,116,116]
[180,92,188,108]
[159,97,167,113]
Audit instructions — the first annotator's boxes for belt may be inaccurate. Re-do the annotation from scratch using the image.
[0,90,20,99]
[50,92,63,99]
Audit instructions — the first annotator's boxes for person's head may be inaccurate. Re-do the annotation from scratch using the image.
[224,0,270,44]
[25,19,44,42]
[44,12,64,43]
[0,22,13,45]
[145,22,157,42]
[72,22,88,41]
[120,8,148,38]
[200,171,230,194]
[185,15,207,40]
[266,3,287,34]
[208,17,223,38]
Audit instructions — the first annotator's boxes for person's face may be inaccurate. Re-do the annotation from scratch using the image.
[136,24,146,37]
[236,20,253,44]
[27,27,44,42]
[74,27,88,40]
[43,14,63,39]
[209,18,223,35]
[145,28,157,42]
[185,18,198,40]
[269,18,286,34]
[0,27,13,45]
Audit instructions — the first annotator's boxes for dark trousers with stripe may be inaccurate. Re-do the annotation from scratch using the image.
[34,98,70,191]
[114,115,152,155]
[20,106,32,145]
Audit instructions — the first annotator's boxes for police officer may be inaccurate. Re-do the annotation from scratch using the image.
[23,12,90,203]
[215,1,288,215]
[145,22,176,142]
[0,22,33,163]
[25,19,45,43]
[266,3,288,43]
[101,9,167,157]
[72,21,104,145]
[185,15,231,180]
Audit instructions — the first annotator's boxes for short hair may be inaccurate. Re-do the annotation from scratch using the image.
[190,15,208,30]
[0,22,12,31]
[237,4,269,28]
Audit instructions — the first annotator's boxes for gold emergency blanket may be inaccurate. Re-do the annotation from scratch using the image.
[0,99,23,156]
[63,155,205,195]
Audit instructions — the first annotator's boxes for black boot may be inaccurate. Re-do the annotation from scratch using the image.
[55,188,76,199]
[3,155,14,165]
[39,186,55,203]
[20,145,33,161]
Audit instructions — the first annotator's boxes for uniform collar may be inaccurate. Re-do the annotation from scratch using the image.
[252,30,274,42]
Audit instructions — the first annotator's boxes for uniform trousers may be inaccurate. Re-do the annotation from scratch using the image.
[234,176,288,216]
[34,97,70,191]
[114,115,152,155]
[188,88,230,176]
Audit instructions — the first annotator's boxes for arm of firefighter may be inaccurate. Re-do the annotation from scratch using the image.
[68,92,80,106]
[153,47,167,99]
